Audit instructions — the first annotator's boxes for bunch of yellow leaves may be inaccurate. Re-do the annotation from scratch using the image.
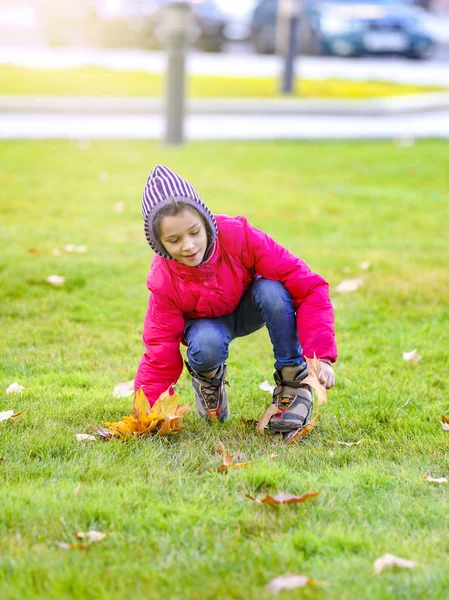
[102,387,191,441]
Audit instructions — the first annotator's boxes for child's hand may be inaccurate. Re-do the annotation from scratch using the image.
[318,361,335,389]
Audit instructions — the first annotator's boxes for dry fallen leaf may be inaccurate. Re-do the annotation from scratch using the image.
[93,426,113,440]
[402,349,422,363]
[259,380,275,394]
[302,355,327,407]
[265,573,318,594]
[0,410,22,422]
[217,452,251,473]
[246,491,320,505]
[335,277,364,294]
[440,415,449,431]
[55,541,88,550]
[240,416,259,426]
[74,483,81,494]
[6,382,24,394]
[216,440,226,454]
[76,530,108,543]
[45,275,65,287]
[103,387,191,440]
[55,530,110,550]
[113,379,135,398]
[285,419,317,446]
[374,554,417,574]
[256,404,281,435]
[75,434,97,442]
[424,475,449,483]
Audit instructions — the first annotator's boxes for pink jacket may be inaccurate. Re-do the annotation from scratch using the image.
[135,215,337,404]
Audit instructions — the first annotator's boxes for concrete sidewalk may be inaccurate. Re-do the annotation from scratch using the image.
[2,45,449,87]
[2,92,449,116]
[2,110,449,140]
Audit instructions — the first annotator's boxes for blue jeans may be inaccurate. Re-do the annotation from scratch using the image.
[184,277,305,374]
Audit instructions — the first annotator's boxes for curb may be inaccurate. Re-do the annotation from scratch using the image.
[1,91,449,116]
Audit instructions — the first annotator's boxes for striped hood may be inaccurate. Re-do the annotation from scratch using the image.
[142,165,218,259]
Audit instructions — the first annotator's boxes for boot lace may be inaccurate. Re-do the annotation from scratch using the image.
[273,384,296,410]
[200,378,229,410]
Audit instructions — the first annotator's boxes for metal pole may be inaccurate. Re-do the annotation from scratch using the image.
[281,14,299,94]
[163,2,191,145]
[277,0,302,95]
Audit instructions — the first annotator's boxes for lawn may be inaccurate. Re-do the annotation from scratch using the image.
[1,65,446,98]
[1,140,449,599]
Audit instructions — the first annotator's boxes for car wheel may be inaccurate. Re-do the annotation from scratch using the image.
[406,48,435,60]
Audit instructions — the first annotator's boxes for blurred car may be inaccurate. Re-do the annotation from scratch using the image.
[251,0,436,59]
[37,0,227,51]
[215,0,257,42]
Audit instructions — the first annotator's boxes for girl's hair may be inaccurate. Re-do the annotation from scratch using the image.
[153,198,213,247]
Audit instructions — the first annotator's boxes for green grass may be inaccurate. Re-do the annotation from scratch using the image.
[1,139,449,599]
[1,64,446,98]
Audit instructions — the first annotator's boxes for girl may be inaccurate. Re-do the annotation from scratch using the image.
[135,166,337,441]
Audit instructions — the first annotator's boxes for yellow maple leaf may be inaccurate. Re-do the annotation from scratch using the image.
[103,386,191,440]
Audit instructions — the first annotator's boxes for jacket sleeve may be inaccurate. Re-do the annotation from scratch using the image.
[240,217,337,363]
[134,291,185,405]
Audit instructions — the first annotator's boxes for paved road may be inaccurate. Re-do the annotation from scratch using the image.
[1,44,449,87]
[2,109,448,140]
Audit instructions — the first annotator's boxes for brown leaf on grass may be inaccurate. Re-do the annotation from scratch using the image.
[246,491,320,505]
[302,355,327,407]
[0,410,22,422]
[240,416,258,426]
[257,404,281,435]
[424,476,448,483]
[103,387,191,440]
[93,426,113,440]
[217,440,226,454]
[55,541,88,550]
[265,573,318,594]
[285,419,317,446]
[55,530,110,550]
[217,453,251,473]
[441,415,449,431]
[374,554,417,574]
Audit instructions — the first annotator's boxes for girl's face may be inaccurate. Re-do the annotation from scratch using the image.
[159,208,208,266]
